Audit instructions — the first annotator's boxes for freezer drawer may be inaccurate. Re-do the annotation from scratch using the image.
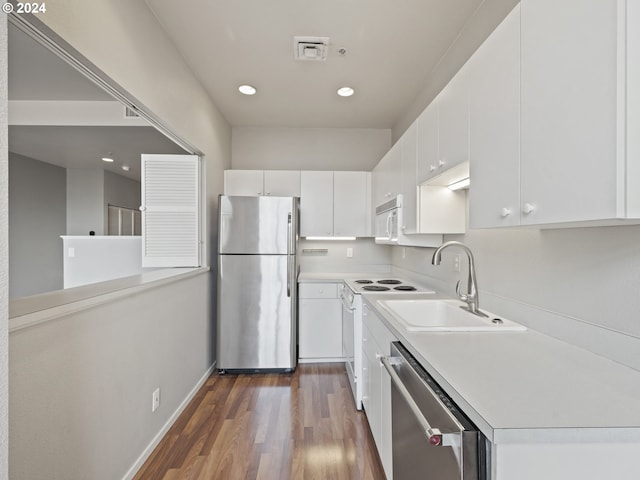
[217,254,296,371]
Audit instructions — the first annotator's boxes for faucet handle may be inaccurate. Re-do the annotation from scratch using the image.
[455,280,468,302]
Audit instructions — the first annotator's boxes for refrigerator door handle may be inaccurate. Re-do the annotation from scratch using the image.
[287,212,293,255]
[287,254,292,298]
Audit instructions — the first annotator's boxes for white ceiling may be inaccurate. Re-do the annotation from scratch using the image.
[145,0,483,128]
[7,23,187,181]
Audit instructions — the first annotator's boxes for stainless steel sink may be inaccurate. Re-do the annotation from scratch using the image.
[377,299,526,332]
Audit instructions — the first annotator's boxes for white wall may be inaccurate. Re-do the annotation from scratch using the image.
[9,272,211,480]
[0,14,9,480]
[37,0,232,261]
[66,168,104,235]
[232,127,391,171]
[62,236,144,288]
[391,222,640,372]
[103,170,140,233]
[299,238,391,274]
[9,153,66,298]
[7,2,231,478]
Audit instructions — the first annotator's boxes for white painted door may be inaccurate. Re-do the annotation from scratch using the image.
[333,171,370,237]
[468,4,521,228]
[141,154,200,267]
[520,0,619,224]
[416,102,439,184]
[436,66,469,175]
[300,171,333,236]
[224,170,264,196]
[373,142,402,207]
[400,122,418,234]
[263,170,301,197]
[298,298,342,359]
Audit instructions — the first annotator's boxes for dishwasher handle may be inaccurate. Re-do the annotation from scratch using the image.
[381,355,455,447]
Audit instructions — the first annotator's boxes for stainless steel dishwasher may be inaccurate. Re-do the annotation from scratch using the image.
[381,342,488,480]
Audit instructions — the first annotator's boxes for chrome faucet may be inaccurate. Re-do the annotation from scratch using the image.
[432,241,487,317]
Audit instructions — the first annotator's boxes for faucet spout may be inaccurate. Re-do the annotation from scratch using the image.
[431,241,487,317]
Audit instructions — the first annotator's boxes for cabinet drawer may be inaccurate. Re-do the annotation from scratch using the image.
[298,282,339,299]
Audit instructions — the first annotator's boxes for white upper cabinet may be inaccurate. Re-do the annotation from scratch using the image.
[224,170,300,197]
[417,68,470,184]
[334,171,371,237]
[416,102,439,184]
[437,66,470,174]
[373,141,402,208]
[300,171,334,237]
[518,0,640,226]
[224,170,264,196]
[263,170,301,196]
[400,123,419,234]
[300,171,372,237]
[468,4,521,228]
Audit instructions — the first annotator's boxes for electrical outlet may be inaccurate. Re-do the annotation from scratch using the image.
[152,388,160,412]
[68,247,75,258]
[347,247,353,258]
[453,254,461,273]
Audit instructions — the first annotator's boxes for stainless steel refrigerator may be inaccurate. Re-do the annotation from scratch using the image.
[216,195,298,373]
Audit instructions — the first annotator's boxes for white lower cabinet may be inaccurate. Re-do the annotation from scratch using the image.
[362,302,396,480]
[298,283,343,361]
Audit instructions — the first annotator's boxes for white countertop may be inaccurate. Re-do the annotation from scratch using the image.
[362,292,640,444]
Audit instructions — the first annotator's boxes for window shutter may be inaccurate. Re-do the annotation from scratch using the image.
[141,154,200,267]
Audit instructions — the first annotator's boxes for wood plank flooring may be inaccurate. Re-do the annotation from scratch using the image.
[134,363,386,480]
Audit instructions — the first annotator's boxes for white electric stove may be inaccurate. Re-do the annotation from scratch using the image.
[341,277,436,409]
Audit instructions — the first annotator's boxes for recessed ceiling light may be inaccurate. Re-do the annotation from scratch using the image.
[337,86,355,97]
[102,154,114,163]
[121,165,131,172]
[238,84,257,95]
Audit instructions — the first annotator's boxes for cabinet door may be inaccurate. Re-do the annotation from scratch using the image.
[334,171,370,237]
[437,66,469,174]
[520,0,618,224]
[416,102,439,184]
[362,326,382,447]
[300,171,334,236]
[224,170,264,196]
[298,298,342,359]
[263,170,301,197]
[468,4,521,228]
[373,142,402,207]
[400,122,419,234]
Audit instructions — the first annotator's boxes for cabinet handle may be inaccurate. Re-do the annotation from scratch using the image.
[522,203,536,215]
[438,159,445,168]
[430,164,436,172]
[500,208,511,218]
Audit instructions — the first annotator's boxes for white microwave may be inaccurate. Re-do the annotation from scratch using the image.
[375,195,402,244]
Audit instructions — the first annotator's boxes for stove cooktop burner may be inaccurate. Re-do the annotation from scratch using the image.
[355,280,374,284]
[377,279,402,285]
[394,285,417,291]
[362,285,391,292]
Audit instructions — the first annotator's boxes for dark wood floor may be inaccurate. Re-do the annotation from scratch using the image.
[134,363,386,479]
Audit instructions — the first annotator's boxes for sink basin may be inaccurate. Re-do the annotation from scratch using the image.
[377,299,527,332]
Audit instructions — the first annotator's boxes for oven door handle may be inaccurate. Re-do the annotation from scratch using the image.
[381,355,457,447]
[340,287,356,311]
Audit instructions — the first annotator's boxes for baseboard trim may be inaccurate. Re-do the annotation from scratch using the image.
[122,362,216,480]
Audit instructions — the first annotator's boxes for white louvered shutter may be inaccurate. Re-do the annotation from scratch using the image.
[141,154,200,267]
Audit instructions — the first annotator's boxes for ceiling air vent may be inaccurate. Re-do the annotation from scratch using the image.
[293,36,330,61]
